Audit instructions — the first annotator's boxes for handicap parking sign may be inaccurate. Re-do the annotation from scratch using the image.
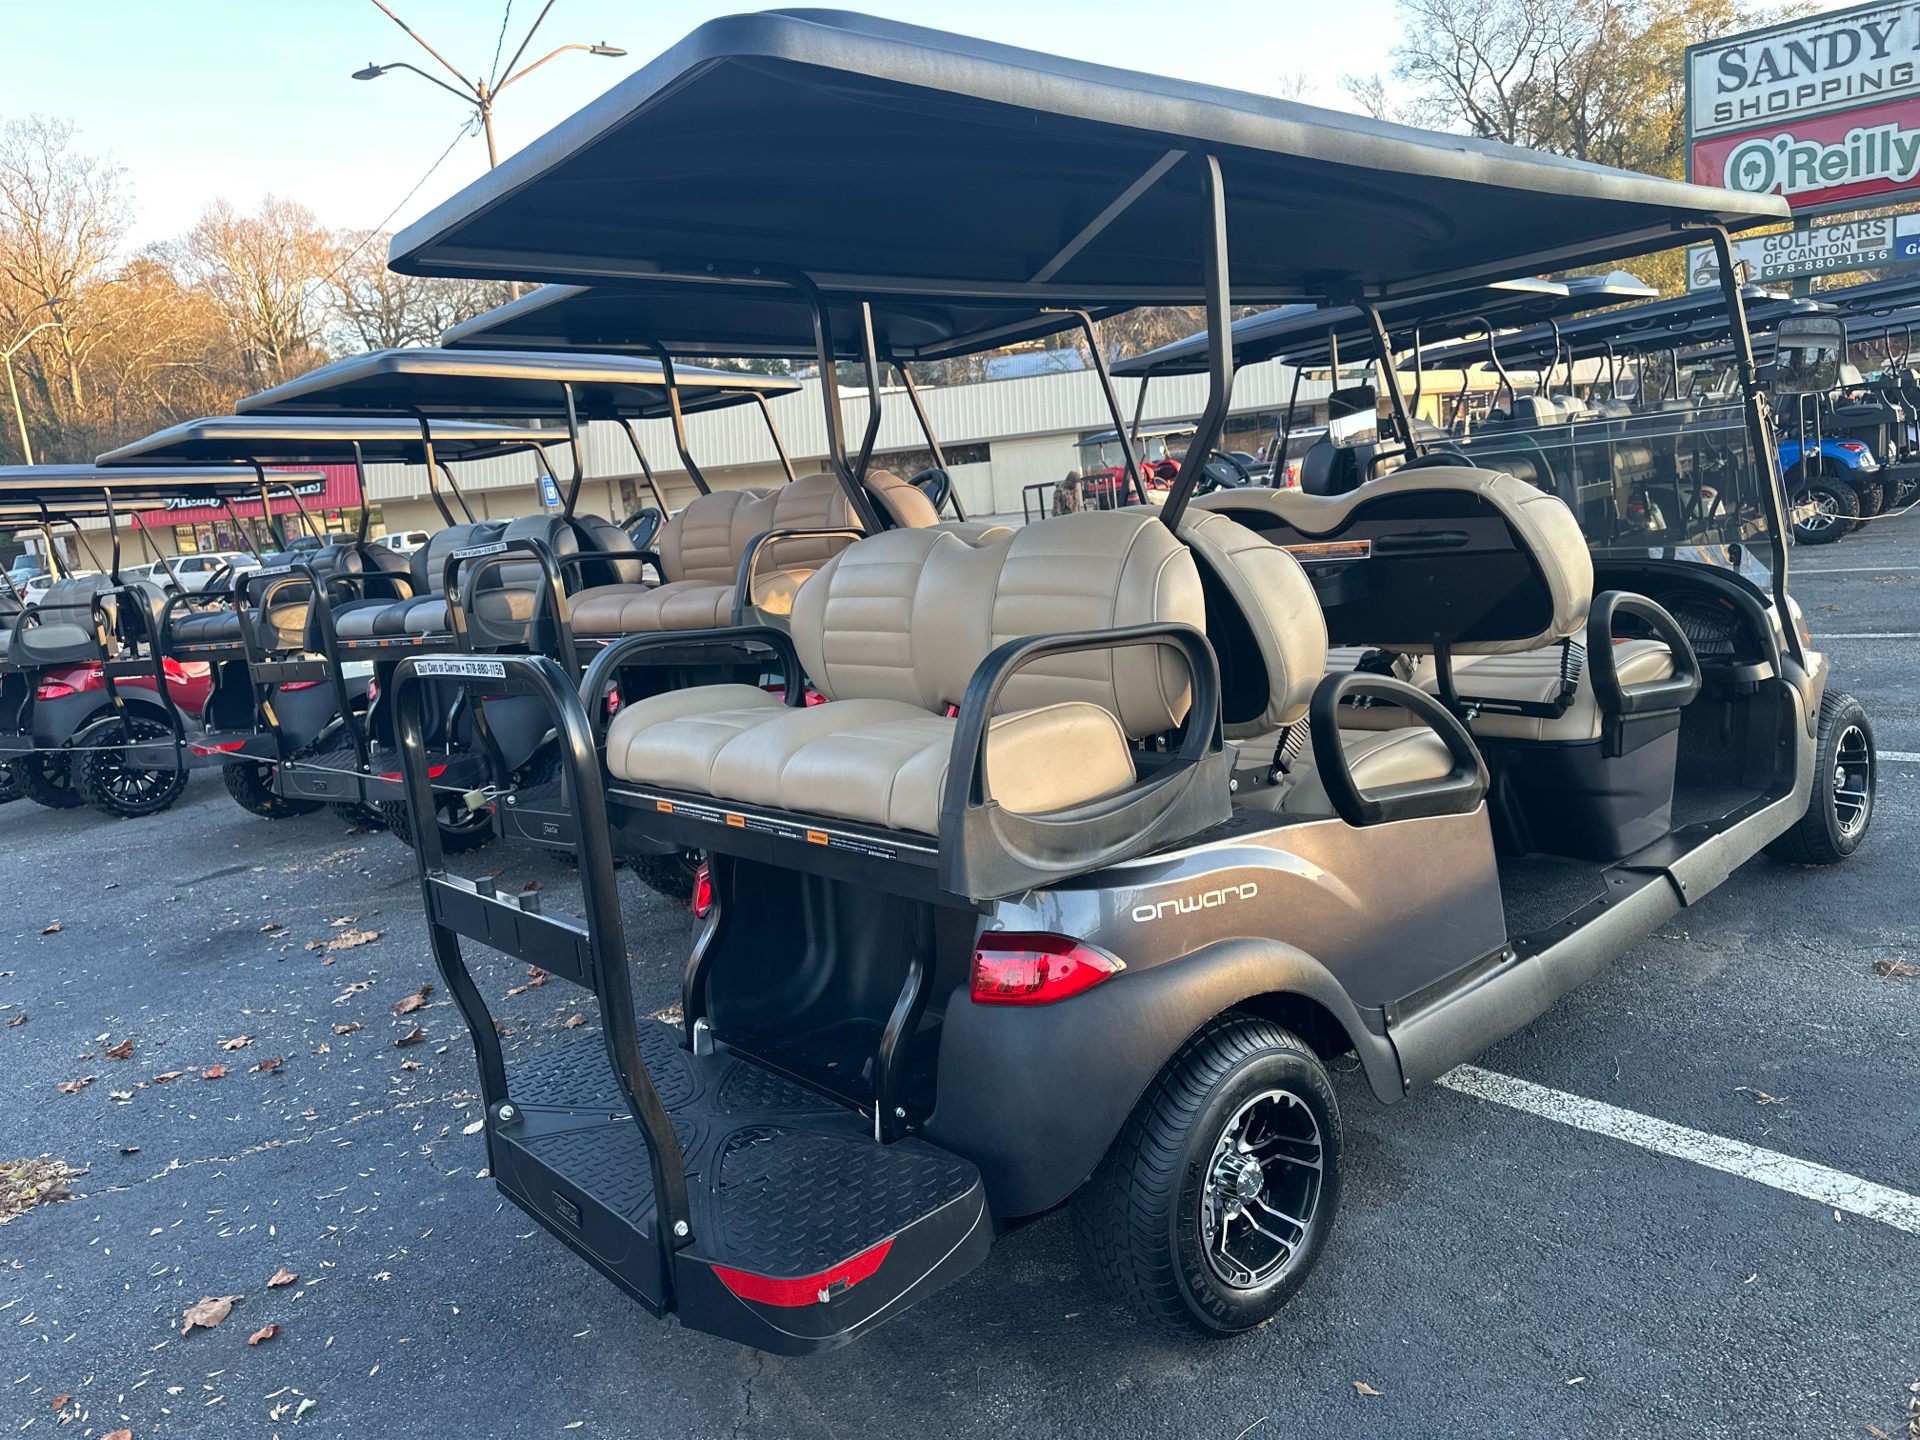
[539,474,562,507]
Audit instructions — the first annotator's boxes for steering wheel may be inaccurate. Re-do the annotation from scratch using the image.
[907,467,953,515]
[1192,450,1255,496]
[623,506,666,550]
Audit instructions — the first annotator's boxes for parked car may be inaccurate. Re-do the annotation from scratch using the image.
[23,570,97,604]
[371,530,431,555]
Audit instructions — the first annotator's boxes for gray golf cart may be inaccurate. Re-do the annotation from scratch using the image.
[373,10,1866,1352]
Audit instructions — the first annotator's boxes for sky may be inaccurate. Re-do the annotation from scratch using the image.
[2,1,1403,252]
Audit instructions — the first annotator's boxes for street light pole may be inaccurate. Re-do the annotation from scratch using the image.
[353,0,625,171]
[2,320,61,467]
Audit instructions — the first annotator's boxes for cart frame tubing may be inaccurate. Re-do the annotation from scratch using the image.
[889,361,965,517]
[786,271,887,533]
[1361,303,1420,455]
[440,535,581,683]
[391,652,695,1272]
[616,418,672,513]
[1064,309,1149,505]
[642,344,713,497]
[1160,153,1232,530]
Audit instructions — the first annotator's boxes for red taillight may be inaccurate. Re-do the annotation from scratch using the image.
[804,686,826,707]
[189,739,248,756]
[969,932,1121,1005]
[691,861,712,918]
[711,1238,891,1307]
[35,680,77,701]
[604,685,621,716]
[277,679,323,691]
[376,764,448,781]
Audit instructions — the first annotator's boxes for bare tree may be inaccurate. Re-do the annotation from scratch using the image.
[171,196,334,385]
[327,230,513,351]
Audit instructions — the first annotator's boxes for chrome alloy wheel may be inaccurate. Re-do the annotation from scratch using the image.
[1200,1087,1324,1290]
[1832,722,1873,837]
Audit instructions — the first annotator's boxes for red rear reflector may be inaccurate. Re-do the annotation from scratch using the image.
[691,862,712,918]
[34,681,76,701]
[190,740,248,756]
[711,1238,892,1307]
[804,686,826,707]
[277,679,322,691]
[376,764,448,781]
[970,932,1120,1006]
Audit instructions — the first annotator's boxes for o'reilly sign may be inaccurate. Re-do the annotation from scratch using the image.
[1688,2,1920,214]
[1685,213,1920,289]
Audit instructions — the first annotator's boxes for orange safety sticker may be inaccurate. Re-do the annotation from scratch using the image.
[656,799,673,812]
[726,813,746,827]
[806,830,829,845]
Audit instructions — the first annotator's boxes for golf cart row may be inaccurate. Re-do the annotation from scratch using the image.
[299,8,1869,1356]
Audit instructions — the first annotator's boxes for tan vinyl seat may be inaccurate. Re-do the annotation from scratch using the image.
[605,510,1198,834]
[1427,639,1674,742]
[569,470,942,635]
[1174,510,1456,817]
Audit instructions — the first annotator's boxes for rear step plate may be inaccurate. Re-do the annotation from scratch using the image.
[499,777,575,848]
[489,1021,990,1354]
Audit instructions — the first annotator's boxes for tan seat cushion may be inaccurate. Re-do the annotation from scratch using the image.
[607,684,1134,834]
[570,579,736,634]
[1434,638,1673,742]
[1274,727,1457,817]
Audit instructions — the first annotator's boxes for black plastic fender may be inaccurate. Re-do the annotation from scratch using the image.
[922,936,1403,1218]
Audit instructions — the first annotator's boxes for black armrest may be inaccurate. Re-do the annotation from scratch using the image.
[576,624,805,746]
[1586,591,1702,757]
[444,537,579,681]
[1308,673,1488,827]
[729,526,866,628]
[936,622,1230,900]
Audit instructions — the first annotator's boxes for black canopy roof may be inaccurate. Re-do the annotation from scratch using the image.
[1802,272,1920,317]
[1838,303,1920,349]
[442,279,1122,363]
[0,464,314,509]
[233,347,797,420]
[388,9,1785,305]
[1110,273,1657,376]
[96,415,567,468]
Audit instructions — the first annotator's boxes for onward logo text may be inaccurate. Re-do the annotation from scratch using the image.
[1725,120,1920,197]
[1132,883,1257,922]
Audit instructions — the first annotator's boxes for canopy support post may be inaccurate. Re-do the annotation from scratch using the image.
[617,418,670,512]
[1129,371,1151,444]
[751,393,796,483]
[1265,363,1303,485]
[351,441,372,541]
[1065,308,1147,505]
[560,381,587,518]
[786,272,883,532]
[411,415,462,526]
[223,499,263,559]
[891,360,963,517]
[252,466,287,551]
[851,302,883,489]
[104,487,121,584]
[1360,303,1418,455]
[643,343,712,497]
[1161,154,1231,532]
[1707,223,1802,667]
[436,461,478,523]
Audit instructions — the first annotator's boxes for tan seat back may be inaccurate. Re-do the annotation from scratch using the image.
[1194,465,1592,655]
[1176,511,1326,739]
[791,510,1202,738]
[653,470,941,584]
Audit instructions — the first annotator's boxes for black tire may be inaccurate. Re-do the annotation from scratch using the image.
[378,796,493,855]
[629,849,699,904]
[1071,1013,1341,1337]
[75,713,188,819]
[1790,474,1858,544]
[1852,475,1887,520]
[222,759,325,818]
[0,762,21,805]
[308,723,387,830]
[1767,689,1874,865]
[17,752,83,809]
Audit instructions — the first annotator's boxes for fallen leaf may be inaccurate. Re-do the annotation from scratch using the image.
[294,1398,316,1421]
[304,939,325,951]
[201,1064,227,1080]
[40,921,59,934]
[563,1013,586,1029]
[268,1266,297,1287]
[56,1075,95,1094]
[400,1058,420,1071]
[1816,603,1842,611]
[219,1035,253,1051]
[332,1021,363,1034]
[151,1070,182,1083]
[1872,958,1920,978]
[395,1026,427,1049]
[522,879,542,892]
[391,983,433,1015]
[254,1056,284,1074]
[259,921,283,932]
[1865,1425,1889,1439]
[505,965,549,997]
[105,1432,132,1440]
[180,1293,241,1334]
[462,1119,485,1135]
[104,1037,133,1060]
[76,1051,94,1061]
[311,1042,330,1054]
[1735,1086,1786,1105]
[1869,574,1910,582]
[48,1393,69,1410]
[120,1145,140,1155]
[328,912,362,926]
[328,927,382,951]
[649,1002,683,1024]
[1353,1382,1384,1396]
[4,1012,24,1027]
[332,980,374,1004]
[109,1089,133,1101]
[247,1323,281,1345]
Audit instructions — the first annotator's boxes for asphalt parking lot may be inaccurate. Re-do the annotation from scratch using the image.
[3,517,1918,1440]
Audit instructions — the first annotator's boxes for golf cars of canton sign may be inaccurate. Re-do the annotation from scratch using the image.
[1688,1,1920,216]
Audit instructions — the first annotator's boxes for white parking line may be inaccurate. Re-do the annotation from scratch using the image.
[1792,566,1918,575]
[1883,751,1920,762]
[1437,1065,1920,1235]
[1810,632,1920,639]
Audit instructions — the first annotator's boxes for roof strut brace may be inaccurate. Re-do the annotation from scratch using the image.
[1160,154,1232,531]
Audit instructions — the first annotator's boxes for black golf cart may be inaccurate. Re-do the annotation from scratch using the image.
[371,9,1865,1353]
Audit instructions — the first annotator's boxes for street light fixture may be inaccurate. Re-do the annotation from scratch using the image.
[352,0,626,168]
[2,303,63,467]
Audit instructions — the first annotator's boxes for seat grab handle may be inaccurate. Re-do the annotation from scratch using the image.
[1308,672,1488,828]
